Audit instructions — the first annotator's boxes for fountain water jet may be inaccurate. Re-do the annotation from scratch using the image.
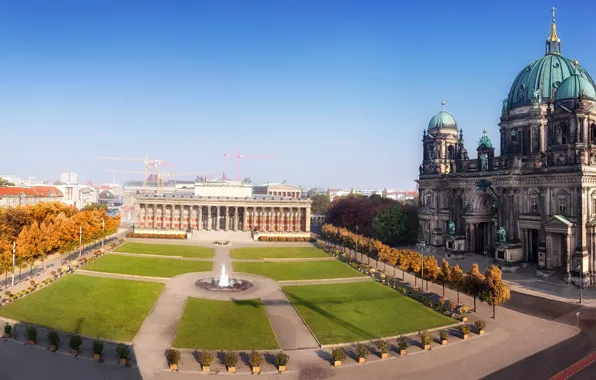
[218,265,230,287]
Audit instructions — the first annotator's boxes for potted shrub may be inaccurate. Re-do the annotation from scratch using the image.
[460,305,469,322]
[275,351,289,372]
[355,343,369,363]
[3,323,11,339]
[116,343,130,365]
[376,339,389,359]
[475,319,486,335]
[331,347,346,367]
[30,280,36,288]
[249,350,263,374]
[419,330,432,350]
[224,351,238,373]
[460,325,470,340]
[69,334,83,356]
[26,326,37,345]
[166,349,180,371]
[48,330,60,352]
[198,350,212,372]
[92,340,103,360]
[440,330,449,345]
[397,336,409,355]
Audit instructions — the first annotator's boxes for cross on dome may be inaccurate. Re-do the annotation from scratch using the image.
[441,101,445,111]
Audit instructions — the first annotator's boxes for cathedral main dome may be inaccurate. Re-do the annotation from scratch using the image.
[504,10,595,112]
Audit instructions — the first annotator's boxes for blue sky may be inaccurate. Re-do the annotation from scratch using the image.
[1,1,595,189]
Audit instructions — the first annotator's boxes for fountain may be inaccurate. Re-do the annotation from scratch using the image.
[195,264,253,292]
[218,264,230,287]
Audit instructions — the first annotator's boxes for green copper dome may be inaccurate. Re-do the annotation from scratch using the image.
[428,110,457,131]
[555,74,596,101]
[505,54,595,111]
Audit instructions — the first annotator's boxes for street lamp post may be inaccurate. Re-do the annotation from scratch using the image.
[355,226,359,257]
[579,258,583,304]
[101,219,105,248]
[11,242,16,287]
[420,241,425,291]
[484,246,488,271]
[78,226,83,258]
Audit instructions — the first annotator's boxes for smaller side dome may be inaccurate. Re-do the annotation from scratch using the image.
[428,110,457,131]
[556,74,596,101]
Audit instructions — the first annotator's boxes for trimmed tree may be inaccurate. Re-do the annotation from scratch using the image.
[439,259,452,298]
[484,265,511,318]
[451,265,465,304]
[422,255,441,291]
[466,264,485,312]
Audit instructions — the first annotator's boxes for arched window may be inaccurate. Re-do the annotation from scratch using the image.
[447,145,455,160]
[591,123,596,144]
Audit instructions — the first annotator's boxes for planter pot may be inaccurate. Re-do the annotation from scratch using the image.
[463,334,469,340]
[423,344,430,350]
[72,349,79,356]
[399,350,407,355]
[358,357,366,363]
[441,340,448,346]
[228,366,236,373]
[381,353,388,359]
[50,345,57,352]
[462,316,468,322]
[169,363,178,371]
[333,361,342,367]
[479,329,485,335]
[93,354,101,360]
[2,333,9,338]
[202,366,210,372]
[119,358,127,365]
[252,366,260,374]
[279,365,286,372]
[28,339,36,345]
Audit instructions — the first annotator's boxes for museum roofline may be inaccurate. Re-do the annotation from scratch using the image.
[136,193,311,202]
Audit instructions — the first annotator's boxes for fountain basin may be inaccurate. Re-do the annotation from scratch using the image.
[195,277,254,292]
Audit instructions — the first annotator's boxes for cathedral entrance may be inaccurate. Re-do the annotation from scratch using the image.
[522,228,539,263]
[473,222,494,254]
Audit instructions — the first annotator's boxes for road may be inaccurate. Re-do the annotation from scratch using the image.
[485,291,596,380]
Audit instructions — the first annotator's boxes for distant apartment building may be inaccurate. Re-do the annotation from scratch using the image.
[60,171,78,184]
[55,184,98,209]
[386,190,419,201]
[327,189,350,200]
[0,186,63,207]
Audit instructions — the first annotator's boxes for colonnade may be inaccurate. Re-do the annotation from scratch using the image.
[136,203,311,232]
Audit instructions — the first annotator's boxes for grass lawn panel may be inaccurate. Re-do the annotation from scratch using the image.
[283,281,455,344]
[0,274,163,341]
[84,255,212,278]
[231,247,328,259]
[233,260,363,281]
[115,242,213,258]
[174,298,278,350]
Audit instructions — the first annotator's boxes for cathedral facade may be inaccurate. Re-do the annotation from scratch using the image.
[417,11,596,285]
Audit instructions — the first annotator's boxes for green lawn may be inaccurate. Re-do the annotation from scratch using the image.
[115,242,213,258]
[233,260,363,281]
[283,281,455,344]
[0,275,163,342]
[231,247,328,259]
[84,255,212,278]
[173,298,278,350]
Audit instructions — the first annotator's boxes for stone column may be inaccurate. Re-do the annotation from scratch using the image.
[214,206,219,231]
[207,206,212,230]
[305,207,311,233]
[267,208,272,231]
[290,209,295,231]
[197,206,202,231]
[225,206,230,231]
[234,207,239,231]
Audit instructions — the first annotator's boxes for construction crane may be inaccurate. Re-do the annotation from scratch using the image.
[224,150,272,181]
[103,169,212,193]
[94,155,174,193]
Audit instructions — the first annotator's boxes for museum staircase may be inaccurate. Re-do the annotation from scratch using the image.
[190,230,254,243]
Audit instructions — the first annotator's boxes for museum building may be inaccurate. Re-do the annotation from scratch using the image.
[134,177,312,237]
[417,10,596,285]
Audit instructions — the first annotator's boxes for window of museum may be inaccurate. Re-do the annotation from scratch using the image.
[592,200,596,215]
[559,202,567,215]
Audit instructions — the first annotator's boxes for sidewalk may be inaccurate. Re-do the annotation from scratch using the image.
[0,230,126,297]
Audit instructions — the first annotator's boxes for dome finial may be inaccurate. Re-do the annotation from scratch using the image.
[546,7,561,55]
[441,101,445,111]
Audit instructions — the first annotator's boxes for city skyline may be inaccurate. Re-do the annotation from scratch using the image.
[1,1,595,188]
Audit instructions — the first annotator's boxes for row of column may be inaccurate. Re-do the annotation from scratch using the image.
[136,204,311,233]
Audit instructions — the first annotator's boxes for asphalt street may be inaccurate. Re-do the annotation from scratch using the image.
[484,291,596,380]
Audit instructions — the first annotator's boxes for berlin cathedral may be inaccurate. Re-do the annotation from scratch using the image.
[417,9,596,285]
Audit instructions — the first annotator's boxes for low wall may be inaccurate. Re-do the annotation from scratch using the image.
[133,228,186,236]
[253,231,310,241]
